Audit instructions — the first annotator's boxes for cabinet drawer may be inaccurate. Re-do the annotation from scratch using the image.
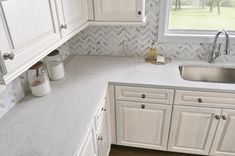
[115,86,174,104]
[175,90,235,108]
[95,98,107,129]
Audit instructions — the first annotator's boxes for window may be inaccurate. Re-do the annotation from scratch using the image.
[159,0,235,42]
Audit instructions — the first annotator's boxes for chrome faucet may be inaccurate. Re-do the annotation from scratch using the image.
[208,30,230,63]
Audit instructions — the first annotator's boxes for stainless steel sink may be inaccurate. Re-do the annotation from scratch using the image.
[179,66,235,84]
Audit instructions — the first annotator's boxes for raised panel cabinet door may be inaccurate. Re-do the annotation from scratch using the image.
[116,101,172,150]
[79,122,98,156]
[56,0,88,37]
[0,0,60,83]
[210,109,235,156]
[87,0,94,20]
[93,0,145,22]
[0,17,10,76]
[168,106,221,155]
[97,113,110,156]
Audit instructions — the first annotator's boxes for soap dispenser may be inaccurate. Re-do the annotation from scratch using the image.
[148,40,157,62]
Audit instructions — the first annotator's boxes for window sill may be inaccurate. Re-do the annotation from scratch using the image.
[158,31,235,43]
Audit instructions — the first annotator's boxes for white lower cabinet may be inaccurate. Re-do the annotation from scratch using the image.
[79,121,98,156]
[210,109,235,156]
[116,101,172,150]
[78,87,235,156]
[168,106,221,155]
[114,87,235,156]
[80,92,110,156]
[97,113,110,156]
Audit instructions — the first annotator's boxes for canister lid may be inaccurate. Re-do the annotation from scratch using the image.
[48,50,59,56]
[29,61,44,70]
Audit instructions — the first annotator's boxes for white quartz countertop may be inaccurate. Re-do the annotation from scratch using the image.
[1,55,235,156]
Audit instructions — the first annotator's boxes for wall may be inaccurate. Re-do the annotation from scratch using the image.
[1,0,235,118]
[66,0,235,61]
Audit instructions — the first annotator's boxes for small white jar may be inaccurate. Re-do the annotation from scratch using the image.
[45,50,65,81]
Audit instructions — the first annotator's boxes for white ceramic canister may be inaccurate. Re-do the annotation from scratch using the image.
[27,62,51,97]
[45,50,65,81]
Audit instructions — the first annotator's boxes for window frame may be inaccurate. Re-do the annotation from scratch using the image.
[158,0,235,43]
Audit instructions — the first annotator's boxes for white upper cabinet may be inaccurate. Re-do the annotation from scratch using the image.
[168,106,221,155]
[116,101,172,150]
[56,0,88,37]
[87,0,95,20]
[0,0,60,84]
[210,109,235,156]
[93,0,146,22]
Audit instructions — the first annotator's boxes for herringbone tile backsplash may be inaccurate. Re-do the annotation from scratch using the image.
[60,0,235,61]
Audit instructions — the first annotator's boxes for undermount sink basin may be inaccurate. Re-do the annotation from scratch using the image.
[179,66,235,84]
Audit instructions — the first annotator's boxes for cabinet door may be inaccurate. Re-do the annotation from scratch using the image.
[87,0,94,20]
[56,0,88,37]
[79,122,98,156]
[116,101,172,150]
[93,0,145,22]
[0,17,9,77]
[0,0,60,83]
[210,109,235,156]
[97,113,110,156]
[168,106,221,155]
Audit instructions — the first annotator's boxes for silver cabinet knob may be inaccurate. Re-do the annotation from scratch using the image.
[141,104,145,109]
[101,106,106,112]
[61,24,67,29]
[215,115,221,120]
[98,135,103,141]
[198,98,203,103]
[221,115,227,120]
[3,53,14,60]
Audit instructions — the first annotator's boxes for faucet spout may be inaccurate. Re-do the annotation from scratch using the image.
[208,29,230,63]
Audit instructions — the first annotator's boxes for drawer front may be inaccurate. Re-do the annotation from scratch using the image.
[95,98,107,129]
[115,86,174,104]
[175,90,235,108]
